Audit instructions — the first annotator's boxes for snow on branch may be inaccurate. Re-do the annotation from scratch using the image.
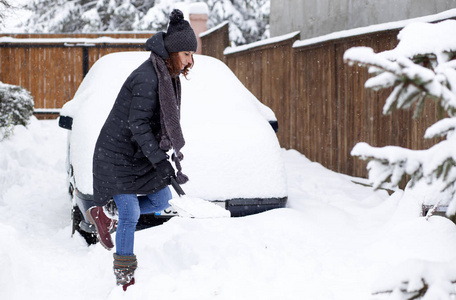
[371,259,456,299]
[351,139,456,194]
[425,117,456,139]
[344,44,456,117]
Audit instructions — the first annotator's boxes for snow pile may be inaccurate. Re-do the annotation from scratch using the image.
[2,119,456,299]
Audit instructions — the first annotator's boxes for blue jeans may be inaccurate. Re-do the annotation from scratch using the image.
[113,187,172,256]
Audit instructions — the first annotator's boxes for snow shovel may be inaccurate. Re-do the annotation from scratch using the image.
[169,177,231,218]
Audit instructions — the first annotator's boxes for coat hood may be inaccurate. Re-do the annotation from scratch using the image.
[145,32,169,60]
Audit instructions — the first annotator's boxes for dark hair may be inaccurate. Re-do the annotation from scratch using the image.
[166,52,193,79]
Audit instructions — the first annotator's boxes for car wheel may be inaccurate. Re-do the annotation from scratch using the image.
[71,205,98,245]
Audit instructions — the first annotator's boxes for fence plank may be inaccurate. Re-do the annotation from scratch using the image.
[201,22,229,62]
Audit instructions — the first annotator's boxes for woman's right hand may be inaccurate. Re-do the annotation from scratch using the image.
[153,159,175,182]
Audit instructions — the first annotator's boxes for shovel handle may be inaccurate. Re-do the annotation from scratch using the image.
[170,177,186,196]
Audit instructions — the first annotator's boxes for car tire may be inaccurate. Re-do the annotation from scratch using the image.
[71,205,98,245]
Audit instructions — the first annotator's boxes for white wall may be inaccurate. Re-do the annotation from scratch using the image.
[270,0,456,39]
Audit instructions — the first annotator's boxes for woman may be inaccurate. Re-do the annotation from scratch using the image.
[87,9,196,290]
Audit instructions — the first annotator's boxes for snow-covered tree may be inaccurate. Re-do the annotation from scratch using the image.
[205,0,269,45]
[344,20,456,211]
[21,0,269,45]
[0,81,34,141]
[0,0,11,25]
[344,19,456,299]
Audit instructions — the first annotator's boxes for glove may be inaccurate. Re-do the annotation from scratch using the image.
[153,159,175,183]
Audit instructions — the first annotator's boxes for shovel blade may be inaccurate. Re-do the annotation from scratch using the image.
[169,195,231,218]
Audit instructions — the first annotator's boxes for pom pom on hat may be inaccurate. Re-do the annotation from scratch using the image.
[164,9,197,53]
[169,9,184,24]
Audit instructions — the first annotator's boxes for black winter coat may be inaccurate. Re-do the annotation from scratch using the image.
[93,33,175,206]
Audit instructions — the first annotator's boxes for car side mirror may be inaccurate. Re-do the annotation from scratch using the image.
[59,115,73,130]
[269,120,279,133]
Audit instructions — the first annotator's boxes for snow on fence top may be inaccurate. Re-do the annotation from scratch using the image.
[381,20,456,61]
[223,31,300,55]
[0,36,148,45]
[199,20,229,38]
[219,8,456,56]
[293,8,456,49]
[34,108,61,114]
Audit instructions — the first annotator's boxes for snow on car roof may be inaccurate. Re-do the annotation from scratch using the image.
[62,52,287,200]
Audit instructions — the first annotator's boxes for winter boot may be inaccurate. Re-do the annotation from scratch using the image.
[86,206,115,250]
[113,253,137,291]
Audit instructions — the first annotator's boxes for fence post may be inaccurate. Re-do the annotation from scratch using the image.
[82,46,89,78]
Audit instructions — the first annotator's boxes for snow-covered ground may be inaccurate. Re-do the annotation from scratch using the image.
[2,117,456,299]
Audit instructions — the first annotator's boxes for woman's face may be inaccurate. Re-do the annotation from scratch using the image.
[177,51,194,70]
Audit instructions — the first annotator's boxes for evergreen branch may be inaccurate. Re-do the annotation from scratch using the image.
[424,118,456,139]
[372,278,456,299]
[351,141,456,193]
[344,47,401,75]
[345,46,456,117]
[372,279,428,300]
[412,93,427,119]
[425,199,442,220]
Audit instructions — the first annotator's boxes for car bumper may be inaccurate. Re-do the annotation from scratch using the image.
[73,188,287,232]
[226,197,288,217]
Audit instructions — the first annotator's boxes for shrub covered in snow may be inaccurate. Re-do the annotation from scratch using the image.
[0,81,34,141]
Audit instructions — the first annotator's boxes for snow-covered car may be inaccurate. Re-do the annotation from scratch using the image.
[58,51,287,244]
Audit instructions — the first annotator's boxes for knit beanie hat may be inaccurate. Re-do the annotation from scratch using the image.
[164,9,198,53]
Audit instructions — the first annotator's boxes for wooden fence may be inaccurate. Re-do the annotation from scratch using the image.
[0,33,153,118]
[0,25,445,179]
[201,23,442,178]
